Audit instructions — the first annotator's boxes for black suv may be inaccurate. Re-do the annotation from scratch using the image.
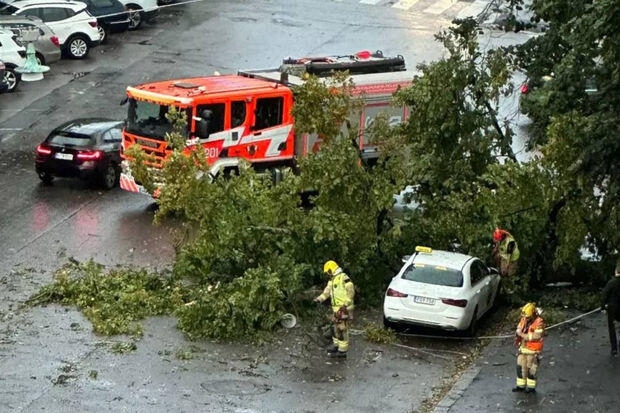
[35,118,124,189]
[78,0,129,42]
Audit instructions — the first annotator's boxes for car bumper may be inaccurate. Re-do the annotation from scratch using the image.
[383,298,470,330]
[43,49,62,65]
[36,160,100,179]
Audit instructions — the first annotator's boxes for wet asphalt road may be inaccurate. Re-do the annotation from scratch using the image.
[434,310,620,413]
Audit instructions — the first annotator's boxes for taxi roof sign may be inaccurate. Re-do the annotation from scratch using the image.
[415,246,432,253]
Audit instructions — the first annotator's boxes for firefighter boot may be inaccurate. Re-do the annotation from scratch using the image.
[512,387,525,392]
[328,350,347,358]
[325,345,339,354]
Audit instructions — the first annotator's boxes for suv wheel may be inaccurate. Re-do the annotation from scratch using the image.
[66,35,90,59]
[3,65,20,93]
[127,7,143,30]
[97,25,107,43]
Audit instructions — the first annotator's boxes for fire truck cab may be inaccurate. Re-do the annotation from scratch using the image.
[124,76,295,165]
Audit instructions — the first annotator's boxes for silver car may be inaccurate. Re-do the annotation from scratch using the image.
[0,15,61,65]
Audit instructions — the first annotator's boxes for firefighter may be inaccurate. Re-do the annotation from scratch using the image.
[492,227,520,277]
[314,260,355,358]
[513,302,545,394]
[601,262,620,357]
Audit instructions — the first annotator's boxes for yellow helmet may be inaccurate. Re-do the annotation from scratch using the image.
[323,260,339,275]
[521,302,536,318]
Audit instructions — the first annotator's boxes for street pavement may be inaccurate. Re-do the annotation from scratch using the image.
[434,308,620,413]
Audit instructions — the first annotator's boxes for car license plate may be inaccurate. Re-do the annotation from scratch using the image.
[55,153,73,160]
[414,295,435,305]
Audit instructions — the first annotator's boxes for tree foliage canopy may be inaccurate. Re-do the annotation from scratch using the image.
[508,0,618,266]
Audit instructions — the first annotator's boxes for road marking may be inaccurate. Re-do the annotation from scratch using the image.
[0,129,20,143]
[360,0,383,4]
[392,0,420,10]
[457,0,489,19]
[424,0,455,14]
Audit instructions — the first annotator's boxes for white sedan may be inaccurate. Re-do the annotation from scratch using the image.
[383,246,500,335]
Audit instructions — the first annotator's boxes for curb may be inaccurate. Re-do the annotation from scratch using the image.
[432,364,482,413]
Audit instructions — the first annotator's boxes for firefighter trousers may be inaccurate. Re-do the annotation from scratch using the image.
[607,311,618,354]
[516,353,539,390]
[332,318,350,353]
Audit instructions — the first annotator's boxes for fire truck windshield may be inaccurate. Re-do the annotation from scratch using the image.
[125,99,190,140]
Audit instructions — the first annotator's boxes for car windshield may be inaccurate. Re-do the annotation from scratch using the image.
[401,263,463,287]
[48,133,94,146]
[125,99,189,141]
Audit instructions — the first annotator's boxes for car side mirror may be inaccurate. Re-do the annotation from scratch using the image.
[401,255,411,263]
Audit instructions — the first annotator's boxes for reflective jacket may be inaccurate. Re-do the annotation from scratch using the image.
[517,316,544,354]
[318,270,355,313]
[499,234,520,263]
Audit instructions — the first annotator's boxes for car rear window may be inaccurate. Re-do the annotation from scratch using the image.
[401,264,463,287]
[48,133,94,146]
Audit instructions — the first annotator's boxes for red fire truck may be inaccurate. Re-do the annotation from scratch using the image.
[119,50,416,195]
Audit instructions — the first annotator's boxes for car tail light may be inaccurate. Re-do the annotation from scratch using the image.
[77,150,102,160]
[36,145,52,156]
[89,21,98,28]
[386,288,408,298]
[50,36,60,47]
[441,298,468,308]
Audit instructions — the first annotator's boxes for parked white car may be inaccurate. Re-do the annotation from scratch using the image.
[383,246,500,335]
[0,15,61,65]
[0,28,26,92]
[1,0,101,59]
[118,0,158,30]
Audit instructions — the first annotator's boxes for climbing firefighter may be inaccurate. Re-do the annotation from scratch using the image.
[513,302,545,394]
[314,260,355,358]
[492,227,520,277]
